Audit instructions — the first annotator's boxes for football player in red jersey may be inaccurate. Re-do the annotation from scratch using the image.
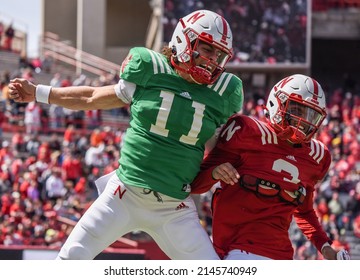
[191,74,350,260]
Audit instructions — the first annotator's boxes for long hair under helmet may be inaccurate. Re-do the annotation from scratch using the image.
[169,10,233,85]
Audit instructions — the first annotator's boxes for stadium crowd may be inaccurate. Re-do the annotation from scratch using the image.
[163,0,308,63]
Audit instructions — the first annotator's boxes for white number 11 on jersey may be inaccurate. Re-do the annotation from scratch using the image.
[150,91,205,145]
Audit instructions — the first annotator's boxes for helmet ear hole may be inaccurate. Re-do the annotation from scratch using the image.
[192,51,200,58]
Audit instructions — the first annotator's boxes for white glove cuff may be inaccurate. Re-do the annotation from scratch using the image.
[35,84,52,104]
[336,249,350,260]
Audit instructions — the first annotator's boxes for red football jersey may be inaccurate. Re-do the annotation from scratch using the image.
[192,114,332,259]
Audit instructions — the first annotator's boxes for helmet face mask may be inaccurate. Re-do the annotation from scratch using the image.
[185,37,232,84]
[169,10,233,85]
[266,75,327,144]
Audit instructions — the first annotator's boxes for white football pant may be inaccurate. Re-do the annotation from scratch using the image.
[224,249,271,260]
[56,172,219,260]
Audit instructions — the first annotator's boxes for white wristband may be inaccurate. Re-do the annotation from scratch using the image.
[35,84,52,104]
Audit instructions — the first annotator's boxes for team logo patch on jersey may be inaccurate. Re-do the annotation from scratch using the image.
[175,202,189,211]
[286,155,297,162]
[182,184,191,193]
[180,91,192,99]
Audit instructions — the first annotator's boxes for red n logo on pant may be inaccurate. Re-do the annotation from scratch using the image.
[114,185,126,199]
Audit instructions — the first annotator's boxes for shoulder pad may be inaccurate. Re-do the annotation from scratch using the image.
[120,47,173,86]
[207,72,242,97]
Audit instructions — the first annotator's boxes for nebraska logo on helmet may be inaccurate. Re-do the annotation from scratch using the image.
[186,11,205,25]
[274,76,294,92]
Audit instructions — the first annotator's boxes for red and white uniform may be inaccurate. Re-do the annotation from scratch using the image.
[192,114,332,260]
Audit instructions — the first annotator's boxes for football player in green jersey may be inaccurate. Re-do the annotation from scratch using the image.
[9,10,244,259]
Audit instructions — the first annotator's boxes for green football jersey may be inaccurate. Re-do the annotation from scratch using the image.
[116,47,243,199]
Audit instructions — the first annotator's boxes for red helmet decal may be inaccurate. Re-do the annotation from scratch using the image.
[187,12,205,24]
[220,16,229,45]
[310,78,320,104]
[277,76,294,89]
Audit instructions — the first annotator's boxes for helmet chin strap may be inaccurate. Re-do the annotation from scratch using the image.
[170,57,190,78]
[277,126,306,144]
[188,66,212,84]
[189,74,203,85]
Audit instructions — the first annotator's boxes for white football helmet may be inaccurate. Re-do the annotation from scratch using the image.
[169,10,233,85]
[265,74,327,144]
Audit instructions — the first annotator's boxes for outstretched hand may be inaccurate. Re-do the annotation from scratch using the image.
[8,78,37,103]
[322,246,351,260]
[212,162,240,185]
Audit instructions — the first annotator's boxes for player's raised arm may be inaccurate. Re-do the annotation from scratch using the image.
[8,78,126,110]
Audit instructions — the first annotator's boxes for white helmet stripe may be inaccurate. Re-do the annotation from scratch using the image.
[219,16,229,46]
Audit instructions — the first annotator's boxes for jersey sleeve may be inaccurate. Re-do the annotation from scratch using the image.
[294,188,332,252]
[293,147,332,253]
[314,140,332,180]
[191,114,244,194]
[208,72,244,122]
[119,47,152,87]
[228,76,244,115]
